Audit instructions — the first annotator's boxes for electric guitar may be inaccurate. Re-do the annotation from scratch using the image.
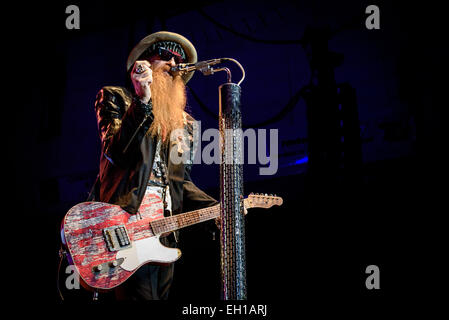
[61,193,283,291]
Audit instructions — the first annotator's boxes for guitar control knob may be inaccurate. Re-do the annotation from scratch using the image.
[93,265,103,272]
[109,261,118,268]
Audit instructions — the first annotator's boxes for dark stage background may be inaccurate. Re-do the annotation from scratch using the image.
[10,0,447,312]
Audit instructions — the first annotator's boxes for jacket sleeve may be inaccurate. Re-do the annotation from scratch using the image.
[94,86,154,167]
[182,169,219,212]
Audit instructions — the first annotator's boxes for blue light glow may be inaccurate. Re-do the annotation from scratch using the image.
[294,156,309,165]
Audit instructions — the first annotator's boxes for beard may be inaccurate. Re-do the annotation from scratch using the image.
[147,68,187,141]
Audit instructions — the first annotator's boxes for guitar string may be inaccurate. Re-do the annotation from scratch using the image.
[146,197,273,234]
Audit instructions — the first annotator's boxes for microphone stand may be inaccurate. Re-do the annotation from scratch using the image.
[218,71,247,301]
[183,58,247,299]
[206,59,247,300]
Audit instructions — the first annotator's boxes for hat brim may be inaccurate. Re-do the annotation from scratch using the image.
[126,31,197,83]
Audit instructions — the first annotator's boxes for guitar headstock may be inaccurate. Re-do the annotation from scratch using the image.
[244,193,283,210]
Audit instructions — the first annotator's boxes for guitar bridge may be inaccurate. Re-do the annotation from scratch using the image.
[103,225,132,251]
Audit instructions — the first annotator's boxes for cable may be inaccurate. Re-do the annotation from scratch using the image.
[57,247,65,301]
[189,57,305,127]
[220,58,245,85]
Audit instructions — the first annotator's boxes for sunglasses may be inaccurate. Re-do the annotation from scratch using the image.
[154,47,185,64]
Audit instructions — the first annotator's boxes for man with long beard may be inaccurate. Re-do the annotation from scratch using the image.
[91,31,218,300]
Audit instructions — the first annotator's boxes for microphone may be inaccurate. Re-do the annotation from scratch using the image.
[170,58,222,76]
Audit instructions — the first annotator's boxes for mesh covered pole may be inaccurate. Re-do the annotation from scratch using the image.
[219,82,247,300]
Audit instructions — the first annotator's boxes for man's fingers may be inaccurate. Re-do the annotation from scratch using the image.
[133,67,152,76]
[133,60,152,74]
[140,75,153,83]
[133,72,152,80]
[134,60,151,67]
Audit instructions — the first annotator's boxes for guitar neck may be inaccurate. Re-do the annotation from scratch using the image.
[147,195,281,235]
[150,204,221,235]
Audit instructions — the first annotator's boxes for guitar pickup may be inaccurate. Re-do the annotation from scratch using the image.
[103,225,132,252]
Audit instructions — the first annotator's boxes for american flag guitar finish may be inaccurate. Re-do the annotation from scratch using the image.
[61,192,283,291]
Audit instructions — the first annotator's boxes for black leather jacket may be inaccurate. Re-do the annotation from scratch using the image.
[90,86,218,215]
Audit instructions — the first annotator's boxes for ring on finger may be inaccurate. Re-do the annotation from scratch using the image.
[135,65,146,74]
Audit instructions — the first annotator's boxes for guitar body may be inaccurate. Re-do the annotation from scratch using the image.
[61,192,282,291]
[61,194,181,291]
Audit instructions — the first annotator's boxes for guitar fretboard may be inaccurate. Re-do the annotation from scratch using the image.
[150,204,221,235]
